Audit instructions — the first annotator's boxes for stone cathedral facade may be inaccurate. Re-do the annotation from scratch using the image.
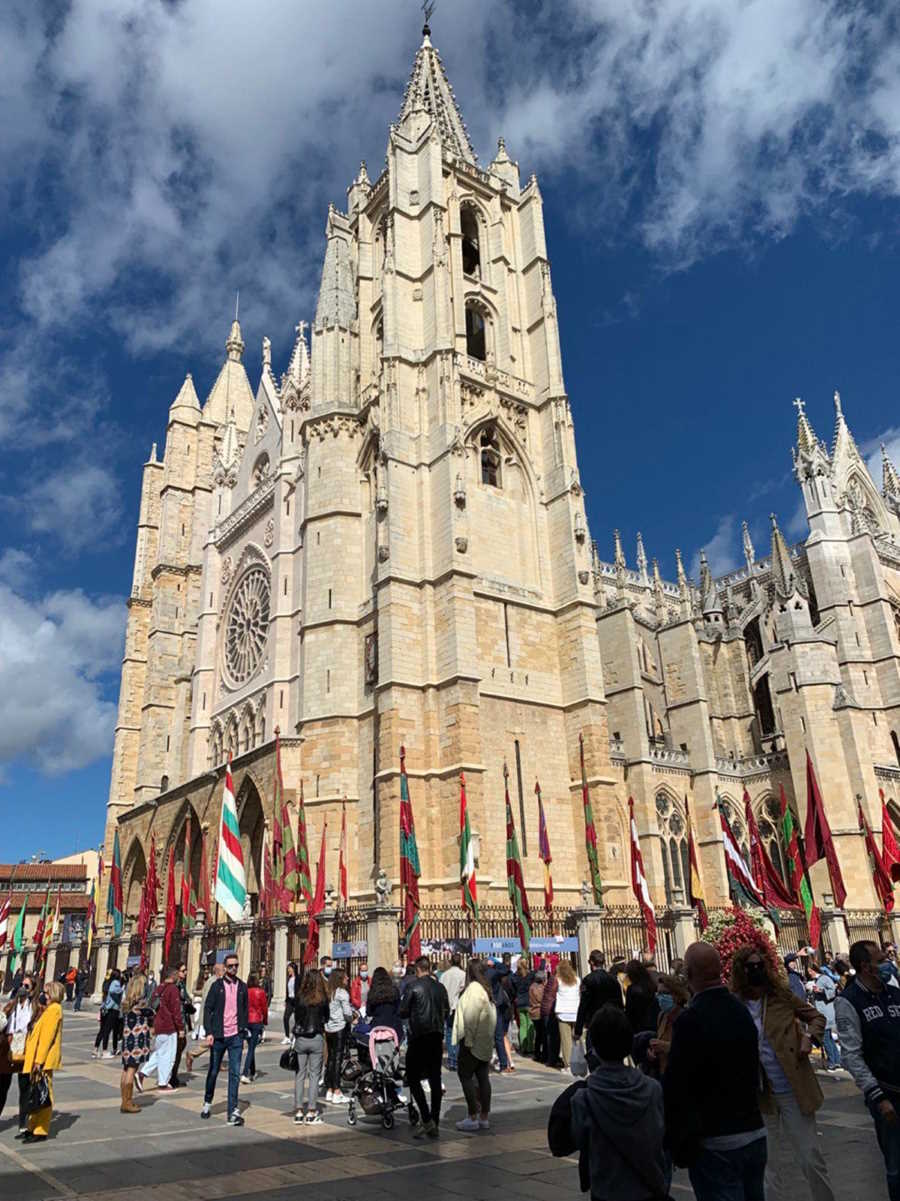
[104,28,900,938]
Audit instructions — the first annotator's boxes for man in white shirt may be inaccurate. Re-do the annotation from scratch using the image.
[440,954,466,1070]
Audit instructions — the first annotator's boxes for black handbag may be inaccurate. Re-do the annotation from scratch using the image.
[280,1047,299,1073]
[26,1069,51,1114]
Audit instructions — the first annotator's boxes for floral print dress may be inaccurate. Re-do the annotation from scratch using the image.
[121,1007,154,1069]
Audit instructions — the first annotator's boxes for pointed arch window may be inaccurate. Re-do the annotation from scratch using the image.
[466,302,487,361]
[480,426,502,488]
[656,792,690,905]
[461,205,481,278]
[757,795,790,885]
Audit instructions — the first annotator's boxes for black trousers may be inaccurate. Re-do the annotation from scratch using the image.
[406,1031,443,1126]
[0,1073,28,1127]
[95,1009,120,1051]
[544,1013,561,1067]
[532,1016,546,1062]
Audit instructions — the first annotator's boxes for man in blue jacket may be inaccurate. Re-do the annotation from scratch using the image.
[201,953,249,1127]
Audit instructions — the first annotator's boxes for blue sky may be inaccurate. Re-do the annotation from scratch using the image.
[3,0,900,861]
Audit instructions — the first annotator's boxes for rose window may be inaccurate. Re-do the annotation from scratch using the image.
[224,566,270,686]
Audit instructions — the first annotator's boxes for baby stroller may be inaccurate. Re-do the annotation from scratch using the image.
[347,1025,418,1130]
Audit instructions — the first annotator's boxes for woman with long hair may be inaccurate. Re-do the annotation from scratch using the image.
[365,966,403,1041]
[242,973,269,1084]
[94,968,124,1058]
[22,981,64,1142]
[452,959,496,1132]
[323,968,352,1104]
[282,962,299,1044]
[292,969,330,1125]
[731,944,835,1201]
[120,974,153,1114]
[554,960,580,1071]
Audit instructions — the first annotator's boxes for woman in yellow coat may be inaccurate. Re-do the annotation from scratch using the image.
[23,980,64,1142]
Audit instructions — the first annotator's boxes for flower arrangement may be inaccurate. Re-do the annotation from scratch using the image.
[701,906,782,984]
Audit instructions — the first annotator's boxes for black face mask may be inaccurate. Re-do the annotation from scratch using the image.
[745,962,768,987]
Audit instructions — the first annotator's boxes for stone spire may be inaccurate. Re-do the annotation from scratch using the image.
[315,209,356,327]
[636,531,649,586]
[699,550,722,618]
[226,318,244,363]
[613,529,626,596]
[652,558,666,622]
[203,318,255,430]
[675,548,691,615]
[793,397,817,456]
[397,23,476,163]
[219,408,240,472]
[882,444,900,500]
[286,320,310,389]
[742,520,755,570]
[792,395,831,484]
[830,388,860,463]
[168,372,200,425]
[769,512,802,598]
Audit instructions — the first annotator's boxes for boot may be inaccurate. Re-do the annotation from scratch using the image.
[120,1080,140,1114]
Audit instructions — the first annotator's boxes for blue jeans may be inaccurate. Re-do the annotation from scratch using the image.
[204,1034,242,1115]
[494,1011,510,1070]
[242,1023,263,1078]
[689,1136,767,1201]
[822,1028,841,1068]
[871,1095,900,1201]
[445,1015,457,1069]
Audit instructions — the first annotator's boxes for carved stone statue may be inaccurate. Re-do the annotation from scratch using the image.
[374,867,390,904]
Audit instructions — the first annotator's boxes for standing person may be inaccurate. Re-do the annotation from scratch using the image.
[170,963,195,1087]
[137,967,184,1092]
[807,961,841,1071]
[664,942,766,1201]
[292,968,329,1125]
[731,945,834,1201]
[512,957,535,1055]
[324,967,353,1104]
[541,962,561,1067]
[188,962,224,1072]
[282,962,298,1045]
[1,975,34,1135]
[575,950,617,1047]
[399,955,449,1138]
[73,966,87,1012]
[365,966,404,1042]
[568,1004,668,1201]
[241,973,269,1084]
[555,960,581,1072]
[452,959,496,1133]
[94,969,124,1058]
[119,974,153,1114]
[486,957,514,1073]
[349,962,369,1013]
[836,940,900,1201]
[21,980,63,1144]
[64,967,76,1003]
[529,969,547,1063]
[623,959,659,1035]
[784,953,807,1001]
[440,953,466,1071]
[201,952,248,1126]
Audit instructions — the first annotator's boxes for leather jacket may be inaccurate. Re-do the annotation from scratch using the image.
[399,974,449,1039]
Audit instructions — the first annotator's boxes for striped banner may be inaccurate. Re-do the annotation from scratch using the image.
[215,755,247,921]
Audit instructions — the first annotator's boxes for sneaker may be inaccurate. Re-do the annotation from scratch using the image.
[456,1117,480,1132]
[134,1073,144,1093]
[478,1117,490,1130]
[201,1102,211,1120]
[228,1110,244,1126]
[156,1084,175,1092]
[293,1110,306,1124]
[413,1119,435,1139]
[305,1111,323,1125]
[103,1051,116,1059]
[281,1036,291,1046]
[325,1089,334,1103]
[240,1075,251,1085]
[427,1122,440,1139]
[332,1092,349,1104]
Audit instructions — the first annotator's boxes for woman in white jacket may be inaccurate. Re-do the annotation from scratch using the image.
[452,960,497,1133]
[554,960,581,1072]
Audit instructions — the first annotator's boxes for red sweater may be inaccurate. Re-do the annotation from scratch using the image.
[248,987,269,1026]
[152,983,184,1035]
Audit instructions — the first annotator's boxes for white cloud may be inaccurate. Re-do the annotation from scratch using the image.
[10,463,125,555]
[0,583,124,777]
[691,514,738,579]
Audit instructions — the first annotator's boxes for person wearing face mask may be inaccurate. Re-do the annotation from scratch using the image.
[645,973,688,1077]
[836,940,900,1201]
[1,976,36,1136]
[731,945,834,1201]
[349,963,369,1012]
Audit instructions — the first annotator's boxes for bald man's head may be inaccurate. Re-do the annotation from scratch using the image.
[684,942,722,993]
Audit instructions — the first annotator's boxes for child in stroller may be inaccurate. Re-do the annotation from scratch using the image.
[346,1023,418,1130]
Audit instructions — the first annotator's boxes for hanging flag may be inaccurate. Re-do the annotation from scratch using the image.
[803,751,847,909]
[180,815,196,931]
[881,790,900,883]
[49,886,62,943]
[860,798,895,912]
[0,891,10,951]
[536,780,553,912]
[780,785,821,948]
[684,795,708,931]
[399,747,422,960]
[303,819,328,967]
[197,826,212,917]
[579,734,604,906]
[260,823,275,921]
[296,781,313,906]
[33,885,51,953]
[744,789,798,916]
[504,763,533,950]
[214,754,247,922]
[716,795,764,908]
[459,772,479,919]
[87,855,103,960]
[9,899,26,971]
[108,829,124,937]
[146,836,160,921]
[628,797,657,954]
[163,850,177,963]
[338,799,348,908]
[274,731,299,911]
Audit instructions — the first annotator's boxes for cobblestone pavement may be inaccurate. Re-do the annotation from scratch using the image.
[0,1009,888,1201]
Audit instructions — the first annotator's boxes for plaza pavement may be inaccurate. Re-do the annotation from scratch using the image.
[0,1006,889,1201]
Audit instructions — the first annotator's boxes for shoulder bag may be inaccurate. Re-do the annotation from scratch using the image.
[26,1019,61,1114]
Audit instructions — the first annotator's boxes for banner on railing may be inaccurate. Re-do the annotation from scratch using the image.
[473,936,578,955]
[332,941,368,959]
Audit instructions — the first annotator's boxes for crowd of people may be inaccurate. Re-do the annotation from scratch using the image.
[0,934,897,1201]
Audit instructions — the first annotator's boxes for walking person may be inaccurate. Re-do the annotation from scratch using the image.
[292,968,329,1125]
[664,942,766,1201]
[22,980,64,1143]
[399,955,449,1138]
[119,974,153,1114]
[0,974,34,1136]
[440,953,466,1071]
[324,967,353,1104]
[187,962,223,1072]
[73,967,87,1012]
[93,969,124,1058]
[731,945,835,1201]
[241,973,268,1084]
[555,960,581,1073]
[201,953,249,1126]
[541,962,561,1067]
[574,950,618,1049]
[170,963,195,1087]
[836,940,900,1201]
[137,967,184,1092]
[487,957,514,1072]
[282,961,299,1045]
[807,961,841,1071]
[453,959,496,1133]
[530,969,547,1063]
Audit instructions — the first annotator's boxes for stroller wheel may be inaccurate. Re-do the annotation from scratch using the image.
[382,1111,395,1130]
[347,1101,357,1127]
